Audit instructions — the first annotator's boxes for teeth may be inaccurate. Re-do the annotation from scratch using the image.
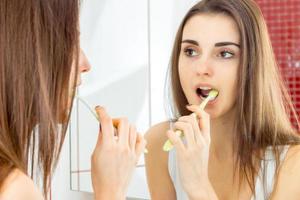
[199,86,212,90]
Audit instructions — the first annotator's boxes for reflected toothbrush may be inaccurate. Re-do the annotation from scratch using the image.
[162,89,219,152]
[76,96,148,153]
[76,96,99,121]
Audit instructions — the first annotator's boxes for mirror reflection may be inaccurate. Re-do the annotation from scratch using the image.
[70,0,300,200]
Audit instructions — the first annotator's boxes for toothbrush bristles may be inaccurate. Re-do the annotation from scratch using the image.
[199,89,218,109]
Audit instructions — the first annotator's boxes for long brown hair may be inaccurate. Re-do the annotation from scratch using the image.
[167,0,300,196]
[0,0,79,198]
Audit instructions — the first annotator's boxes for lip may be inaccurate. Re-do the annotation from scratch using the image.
[194,83,217,91]
[194,83,219,106]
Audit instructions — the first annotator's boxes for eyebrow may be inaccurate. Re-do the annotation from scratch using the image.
[182,39,240,48]
[215,42,240,48]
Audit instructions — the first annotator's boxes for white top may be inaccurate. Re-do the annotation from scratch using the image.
[168,145,289,200]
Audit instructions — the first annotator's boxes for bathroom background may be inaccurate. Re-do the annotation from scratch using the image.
[256,0,300,128]
[49,0,299,199]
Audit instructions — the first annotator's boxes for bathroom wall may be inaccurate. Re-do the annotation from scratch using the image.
[49,1,299,200]
[256,0,300,129]
[51,0,199,199]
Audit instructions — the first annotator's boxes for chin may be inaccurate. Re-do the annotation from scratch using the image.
[208,112,220,120]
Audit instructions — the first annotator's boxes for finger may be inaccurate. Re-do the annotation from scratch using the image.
[174,121,196,147]
[186,105,211,143]
[93,129,104,153]
[179,114,205,144]
[178,115,202,143]
[135,133,146,159]
[95,106,114,144]
[129,125,137,150]
[166,130,185,151]
[117,118,130,146]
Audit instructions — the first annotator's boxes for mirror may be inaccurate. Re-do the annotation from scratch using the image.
[70,0,150,198]
[69,0,201,199]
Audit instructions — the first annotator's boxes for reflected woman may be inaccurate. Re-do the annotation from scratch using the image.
[145,0,300,199]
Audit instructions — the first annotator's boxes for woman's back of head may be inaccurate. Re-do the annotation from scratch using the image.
[0,0,80,197]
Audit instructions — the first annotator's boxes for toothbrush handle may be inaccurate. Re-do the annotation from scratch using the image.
[163,106,203,151]
[163,130,183,151]
[199,96,211,110]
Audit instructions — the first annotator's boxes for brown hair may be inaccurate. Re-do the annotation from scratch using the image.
[167,0,300,196]
[0,0,79,198]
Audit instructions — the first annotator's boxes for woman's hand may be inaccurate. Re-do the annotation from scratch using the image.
[166,105,218,200]
[91,106,146,200]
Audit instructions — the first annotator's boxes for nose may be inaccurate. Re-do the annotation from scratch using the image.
[79,49,91,74]
[76,49,91,86]
[195,56,213,77]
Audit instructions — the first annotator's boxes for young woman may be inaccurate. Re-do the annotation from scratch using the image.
[145,0,300,199]
[0,0,146,199]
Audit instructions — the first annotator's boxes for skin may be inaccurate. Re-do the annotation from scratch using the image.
[1,49,146,200]
[145,13,300,200]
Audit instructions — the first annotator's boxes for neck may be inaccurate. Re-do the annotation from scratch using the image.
[209,107,237,161]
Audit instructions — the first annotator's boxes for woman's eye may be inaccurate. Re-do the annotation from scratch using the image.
[219,50,234,59]
[184,48,198,57]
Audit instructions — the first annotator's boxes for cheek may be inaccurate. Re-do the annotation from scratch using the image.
[178,65,190,92]
[221,67,239,101]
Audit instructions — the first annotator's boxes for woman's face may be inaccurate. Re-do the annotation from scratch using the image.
[65,49,91,119]
[178,13,241,119]
[75,49,91,87]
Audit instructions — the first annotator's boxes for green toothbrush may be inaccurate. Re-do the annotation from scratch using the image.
[76,96,148,153]
[163,89,219,152]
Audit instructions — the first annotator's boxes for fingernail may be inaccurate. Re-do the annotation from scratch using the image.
[95,105,102,110]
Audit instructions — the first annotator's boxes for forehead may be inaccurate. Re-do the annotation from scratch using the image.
[182,13,240,44]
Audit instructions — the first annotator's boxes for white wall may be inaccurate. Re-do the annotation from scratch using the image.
[150,0,200,125]
[51,0,200,199]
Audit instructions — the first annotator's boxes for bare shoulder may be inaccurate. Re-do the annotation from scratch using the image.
[145,121,170,149]
[144,121,176,200]
[271,145,300,199]
[0,169,44,200]
[145,121,171,168]
[280,144,300,173]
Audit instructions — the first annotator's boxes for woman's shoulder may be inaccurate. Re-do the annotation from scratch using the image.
[145,121,171,150]
[0,169,44,200]
[270,144,300,199]
[145,120,172,162]
[277,144,300,167]
[144,121,177,198]
[280,144,300,169]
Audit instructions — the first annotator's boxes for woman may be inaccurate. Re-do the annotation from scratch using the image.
[145,0,300,199]
[0,0,146,199]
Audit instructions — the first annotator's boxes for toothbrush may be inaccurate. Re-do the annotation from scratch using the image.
[162,90,219,152]
[76,96,100,121]
[76,96,148,153]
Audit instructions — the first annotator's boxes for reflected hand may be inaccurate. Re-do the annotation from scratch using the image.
[166,105,217,200]
[91,106,146,200]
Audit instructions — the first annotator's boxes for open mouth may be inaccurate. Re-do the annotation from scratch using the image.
[196,87,219,101]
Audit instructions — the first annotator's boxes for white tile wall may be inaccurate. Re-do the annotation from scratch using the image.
[52,0,201,199]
